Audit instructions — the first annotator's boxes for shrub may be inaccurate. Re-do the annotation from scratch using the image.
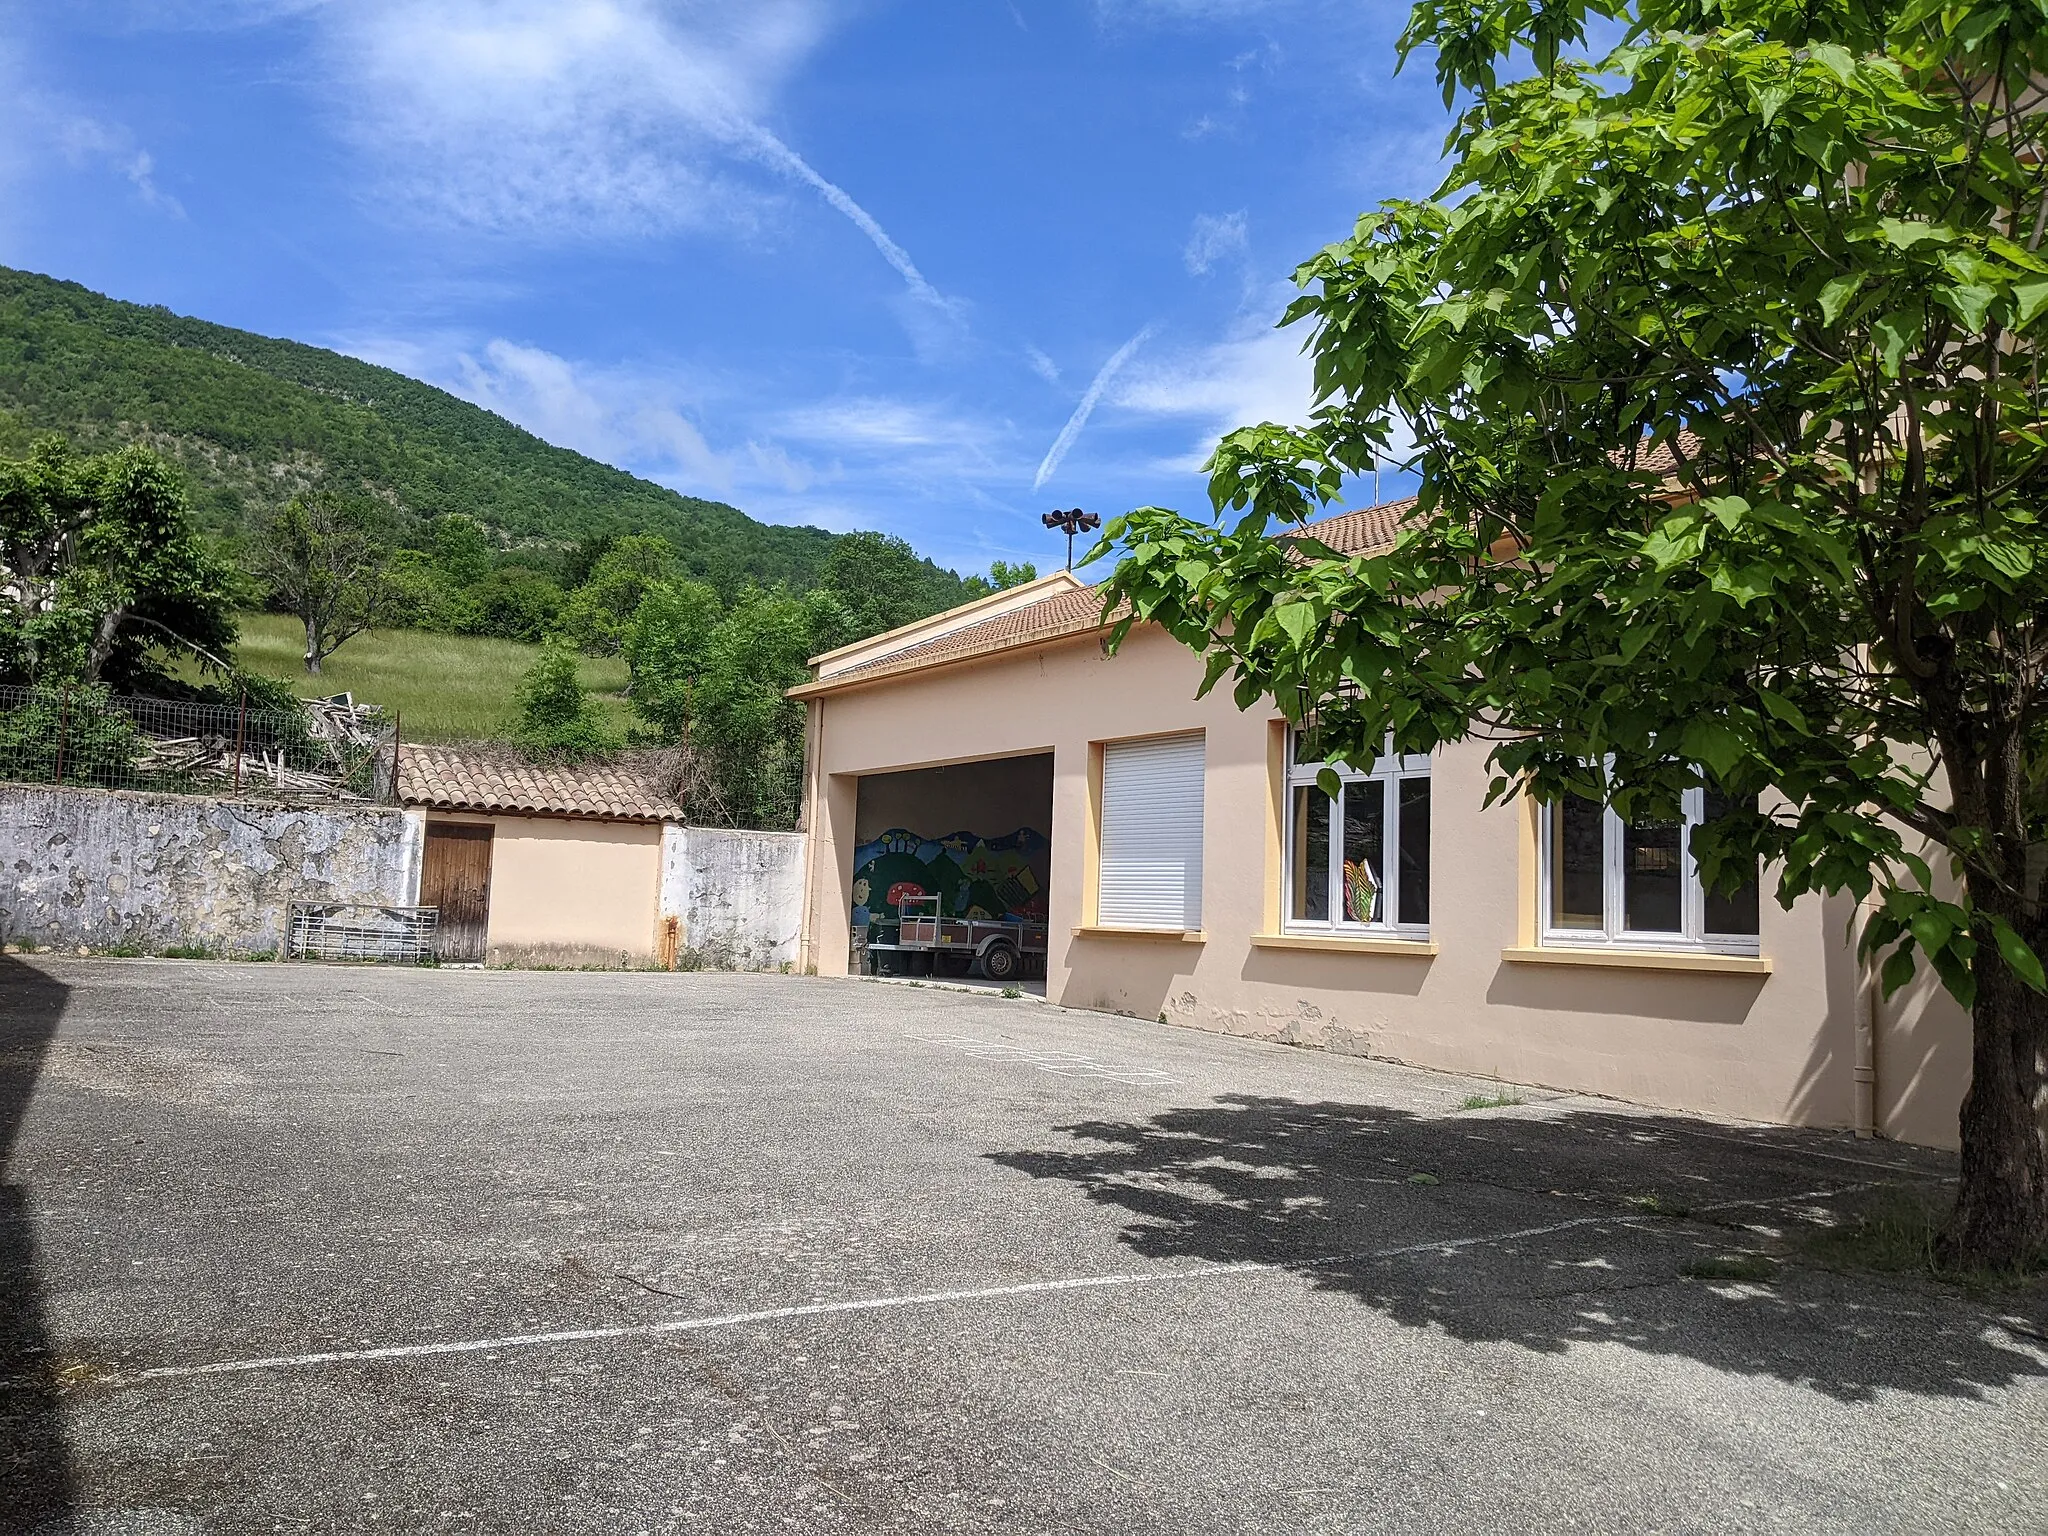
[513,640,620,763]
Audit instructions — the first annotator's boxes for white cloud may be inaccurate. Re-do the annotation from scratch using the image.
[54,117,184,217]
[1035,325,1155,491]
[342,331,1027,542]
[1183,209,1247,276]
[308,1,953,313]
[0,38,184,224]
[1024,344,1062,384]
[1112,289,1311,467]
[1115,291,1414,474]
[780,398,992,452]
[345,333,742,493]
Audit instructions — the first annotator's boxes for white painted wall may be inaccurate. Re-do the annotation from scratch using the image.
[659,825,808,971]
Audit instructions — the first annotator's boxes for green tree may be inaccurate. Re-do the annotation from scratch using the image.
[0,680,141,785]
[380,548,460,632]
[1099,0,2048,1268]
[819,530,964,640]
[432,515,493,588]
[623,578,725,741]
[559,534,680,655]
[513,640,620,763]
[466,565,564,643]
[690,588,847,827]
[963,559,1040,598]
[253,489,394,675]
[0,436,236,689]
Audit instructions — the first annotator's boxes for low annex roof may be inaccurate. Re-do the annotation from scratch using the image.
[787,496,1415,700]
[398,743,682,823]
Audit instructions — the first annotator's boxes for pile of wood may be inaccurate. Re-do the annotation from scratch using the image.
[303,693,389,761]
[128,695,393,800]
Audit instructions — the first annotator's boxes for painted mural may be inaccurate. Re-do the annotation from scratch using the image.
[850,826,1051,931]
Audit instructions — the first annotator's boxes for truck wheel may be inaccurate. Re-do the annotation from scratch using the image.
[980,942,1020,982]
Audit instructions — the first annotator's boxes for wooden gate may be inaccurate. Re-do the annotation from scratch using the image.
[420,822,493,963]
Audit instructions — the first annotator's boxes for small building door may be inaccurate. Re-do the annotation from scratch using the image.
[421,822,494,963]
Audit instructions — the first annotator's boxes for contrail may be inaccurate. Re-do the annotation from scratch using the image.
[1034,325,1154,491]
[739,126,948,310]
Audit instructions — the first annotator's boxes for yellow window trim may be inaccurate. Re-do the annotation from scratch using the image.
[1252,932,1438,957]
[1502,945,1771,976]
[1070,926,1208,943]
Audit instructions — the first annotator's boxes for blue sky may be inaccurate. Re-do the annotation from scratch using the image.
[0,0,1440,579]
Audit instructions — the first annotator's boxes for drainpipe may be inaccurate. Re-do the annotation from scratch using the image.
[799,695,823,975]
[1853,904,1879,1138]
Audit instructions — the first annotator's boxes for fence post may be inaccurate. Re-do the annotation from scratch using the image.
[51,686,68,785]
[389,711,402,804]
[233,687,247,796]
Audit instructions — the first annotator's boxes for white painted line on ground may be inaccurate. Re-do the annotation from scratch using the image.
[106,1181,1890,1392]
[112,1213,1620,1390]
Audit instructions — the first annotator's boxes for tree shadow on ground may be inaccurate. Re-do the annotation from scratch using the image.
[0,954,74,1530]
[988,1095,2048,1404]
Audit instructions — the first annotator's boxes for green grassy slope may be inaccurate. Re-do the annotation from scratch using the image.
[0,265,885,595]
[215,614,631,743]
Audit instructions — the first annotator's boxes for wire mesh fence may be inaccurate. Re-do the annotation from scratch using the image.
[0,683,399,804]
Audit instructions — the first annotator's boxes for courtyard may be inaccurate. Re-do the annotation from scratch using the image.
[1,955,2043,1534]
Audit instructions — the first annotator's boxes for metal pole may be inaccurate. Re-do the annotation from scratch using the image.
[233,687,247,796]
[52,686,68,785]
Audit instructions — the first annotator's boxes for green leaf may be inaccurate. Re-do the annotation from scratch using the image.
[1755,687,1809,732]
[1940,282,1996,332]
[1990,918,2047,994]
[1274,601,1319,646]
[2014,278,2048,327]
[1877,218,1949,251]
[1818,274,1862,325]
[1879,943,1918,1000]
[1315,766,1342,800]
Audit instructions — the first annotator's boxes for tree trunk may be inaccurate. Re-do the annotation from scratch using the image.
[1941,951,2048,1270]
[302,617,322,676]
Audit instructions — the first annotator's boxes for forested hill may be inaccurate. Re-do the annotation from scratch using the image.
[0,265,945,598]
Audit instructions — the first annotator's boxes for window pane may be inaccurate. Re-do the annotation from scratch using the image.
[1701,790,1762,935]
[1397,777,1430,925]
[1290,729,1325,767]
[1624,811,1684,933]
[1341,778,1385,922]
[1290,784,1330,921]
[1550,796,1606,930]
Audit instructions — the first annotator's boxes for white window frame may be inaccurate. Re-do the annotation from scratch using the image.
[1284,731,1431,938]
[1538,786,1760,955]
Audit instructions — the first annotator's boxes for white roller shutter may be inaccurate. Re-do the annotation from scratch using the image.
[1098,733,1205,930]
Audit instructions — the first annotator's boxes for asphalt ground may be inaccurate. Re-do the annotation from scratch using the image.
[1,955,2043,1535]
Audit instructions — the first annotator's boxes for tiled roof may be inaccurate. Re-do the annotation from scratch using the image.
[1289,496,1417,556]
[789,495,1425,698]
[793,582,1127,694]
[1624,429,1706,477]
[398,744,681,822]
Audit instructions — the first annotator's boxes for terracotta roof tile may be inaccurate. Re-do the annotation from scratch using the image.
[398,743,681,822]
[792,495,1431,696]
[1290,496,1418,556]
[804,582,1125,689]
[1623,428,1706,477]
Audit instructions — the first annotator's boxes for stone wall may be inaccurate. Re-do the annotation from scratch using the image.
[2,785,421,957]
[659,825,808,971]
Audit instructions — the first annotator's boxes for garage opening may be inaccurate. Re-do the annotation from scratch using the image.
[851,753,1053,985]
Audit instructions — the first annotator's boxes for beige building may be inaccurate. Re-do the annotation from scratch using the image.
[792,506,1980,1151]
[398,746,674,967]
